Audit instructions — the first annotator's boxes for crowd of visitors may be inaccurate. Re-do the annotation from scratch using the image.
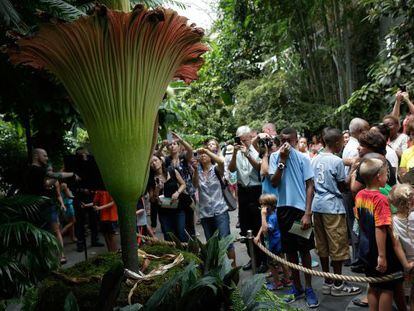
[21,90,414,310]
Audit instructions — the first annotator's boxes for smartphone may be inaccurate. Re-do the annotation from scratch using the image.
[234,137,241,145]
[399,85,407,92]
[167,132,173,143]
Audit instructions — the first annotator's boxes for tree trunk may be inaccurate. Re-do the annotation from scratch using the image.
[116,200,139,272]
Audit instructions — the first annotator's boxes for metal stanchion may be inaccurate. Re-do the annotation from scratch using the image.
[246,230,257,274]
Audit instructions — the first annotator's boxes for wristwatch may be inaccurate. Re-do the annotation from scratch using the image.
[277,162,286,170]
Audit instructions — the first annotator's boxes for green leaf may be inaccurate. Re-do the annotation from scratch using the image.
[64,292,79,311]
[239,274,266,308]
[39,0,86,21]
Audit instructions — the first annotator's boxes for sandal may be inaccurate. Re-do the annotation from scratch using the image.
[352,297,368,308]
[60,256,68,265]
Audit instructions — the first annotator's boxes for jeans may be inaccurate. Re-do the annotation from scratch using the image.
[158,208,187,242]
[201,211,233,249]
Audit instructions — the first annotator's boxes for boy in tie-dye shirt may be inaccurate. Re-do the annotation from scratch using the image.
[355,158,411,310]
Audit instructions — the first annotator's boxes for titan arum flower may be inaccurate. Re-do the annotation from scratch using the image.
[8,4,208,271]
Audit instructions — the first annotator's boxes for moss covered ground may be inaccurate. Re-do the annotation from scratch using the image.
[36,244,201,310]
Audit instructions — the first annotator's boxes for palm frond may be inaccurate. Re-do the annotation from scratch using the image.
[77,2,95,14]
[131,0,186,10]
[0,0,30,33]
[0,195,50,224]
[0,256,30,296]
[0,221,60,252]
[39,0,86,21]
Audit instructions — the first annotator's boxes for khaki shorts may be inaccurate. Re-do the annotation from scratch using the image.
[313,213,349,261]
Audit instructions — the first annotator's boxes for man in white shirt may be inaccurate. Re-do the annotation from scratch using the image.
[341,118,369,264]
[228,125,265,272]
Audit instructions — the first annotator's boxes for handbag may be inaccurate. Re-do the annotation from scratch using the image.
[159,195,178,209]
[214,167,238,211]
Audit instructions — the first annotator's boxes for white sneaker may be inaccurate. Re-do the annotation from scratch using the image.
[322,282,332,295]
[331,282,361,297]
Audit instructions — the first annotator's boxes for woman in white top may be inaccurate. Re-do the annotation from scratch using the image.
[389,183,414,310]
[192,147,236,267]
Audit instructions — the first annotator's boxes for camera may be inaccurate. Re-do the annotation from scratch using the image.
[193,151,198,157]
[234,137,241,145]
[258,137,274,149]
[399,84,407,92]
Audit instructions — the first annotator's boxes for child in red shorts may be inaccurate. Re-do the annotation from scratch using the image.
[93,190,118,252]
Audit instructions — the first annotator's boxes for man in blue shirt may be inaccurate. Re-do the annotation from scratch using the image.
[269,127,318,308]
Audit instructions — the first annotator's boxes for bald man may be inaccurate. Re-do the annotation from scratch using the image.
[21,148,77,196]
[262,122,277,137]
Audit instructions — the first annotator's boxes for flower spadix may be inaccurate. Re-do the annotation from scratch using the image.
[8,5,208,270]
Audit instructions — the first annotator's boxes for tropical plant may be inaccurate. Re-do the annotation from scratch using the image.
[0,119,27,196]
[133,232,238,310]
[7,3,208,271]
[0,195,61,298]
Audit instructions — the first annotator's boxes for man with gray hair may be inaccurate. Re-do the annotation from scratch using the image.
[228,125,266,272]
[343,118,369,175]
[342,118,369,265]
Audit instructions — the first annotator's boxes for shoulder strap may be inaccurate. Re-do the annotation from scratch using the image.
[214,166,226,190]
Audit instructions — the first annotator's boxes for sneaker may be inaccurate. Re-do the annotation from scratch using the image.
[331,282,361,297]
[311,259,319,268]
[322,282,333,295]
[275,281,284,290]
[281,277,292,287]
[305,287,319,308]
[266,281,277,291]
[283,285,304,303]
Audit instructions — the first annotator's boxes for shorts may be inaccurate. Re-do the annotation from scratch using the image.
[49,205,59,224]
[366,267,404,291]
[65,204,75,218]
[100,221,117,234]
[200,211,234,250]
[313,213,349,261]
[277,206,315,253]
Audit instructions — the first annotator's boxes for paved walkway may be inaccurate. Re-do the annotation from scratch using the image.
[61,210,374,310]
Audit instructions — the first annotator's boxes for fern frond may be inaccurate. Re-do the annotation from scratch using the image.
[131,0,187,10]
[0,0,30,33]
[39,0,86,21]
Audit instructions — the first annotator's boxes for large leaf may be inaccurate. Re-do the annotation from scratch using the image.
[145,261,197,309]
[239,274,266,308]
[39,0,86,21]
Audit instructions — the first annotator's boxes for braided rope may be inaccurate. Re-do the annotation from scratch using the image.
[136,234,400,283]
[253,240,401,283]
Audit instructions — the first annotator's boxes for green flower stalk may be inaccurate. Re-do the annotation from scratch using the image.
[8,5,208,271]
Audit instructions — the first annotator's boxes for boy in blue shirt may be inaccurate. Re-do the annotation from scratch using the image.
[311,128,361,296]
[269,127,318,308]
[254,194,291,290]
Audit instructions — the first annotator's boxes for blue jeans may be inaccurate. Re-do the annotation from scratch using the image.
[200,211,233,249]
[158,209,187,242]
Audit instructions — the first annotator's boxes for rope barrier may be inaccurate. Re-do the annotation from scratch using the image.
[253,239,402,283]
[135,233,401,283]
